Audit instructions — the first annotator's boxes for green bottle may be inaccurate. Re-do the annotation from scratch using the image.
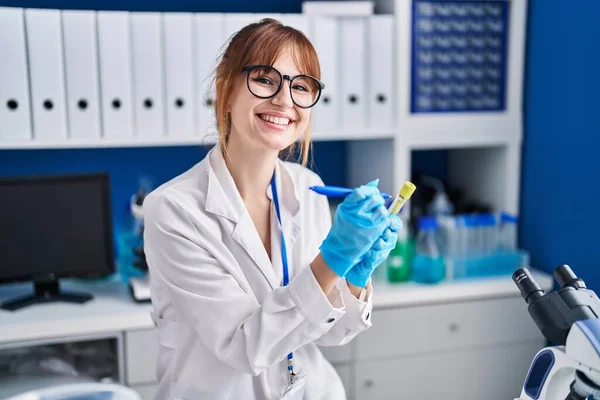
[387,219,414,283]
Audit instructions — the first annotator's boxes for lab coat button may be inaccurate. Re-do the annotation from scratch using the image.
[365,312,370,320]
[326,318,335,323]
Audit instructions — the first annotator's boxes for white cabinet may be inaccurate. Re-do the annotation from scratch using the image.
[354,341,541,400]
[355,297,542,361]
[124,329,160,386]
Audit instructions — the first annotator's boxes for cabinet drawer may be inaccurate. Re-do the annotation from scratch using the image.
[356,296,542,361]
[354,340,544,400]
[319,343,352,364]
[125,329,160,385]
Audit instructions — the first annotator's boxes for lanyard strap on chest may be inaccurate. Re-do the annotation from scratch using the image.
[270,173,295,376]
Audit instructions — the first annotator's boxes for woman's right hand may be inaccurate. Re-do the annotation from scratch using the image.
[319,180,391,278]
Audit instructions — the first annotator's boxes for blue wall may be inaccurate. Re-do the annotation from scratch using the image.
[0,142,348,228]
[0,0,303,12]
[520,0,600,288]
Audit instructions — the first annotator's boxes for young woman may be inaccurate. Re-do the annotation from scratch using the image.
[143,18,401,400]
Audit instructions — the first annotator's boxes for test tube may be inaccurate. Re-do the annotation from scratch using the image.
[388,181,417,215]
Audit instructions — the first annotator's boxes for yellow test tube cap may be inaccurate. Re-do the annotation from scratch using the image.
[399,181,416,200]
[389,181,417,215]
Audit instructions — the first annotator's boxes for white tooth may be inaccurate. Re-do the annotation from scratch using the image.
[260,114,290,126]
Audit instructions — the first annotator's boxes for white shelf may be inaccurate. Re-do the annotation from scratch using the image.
[372,268,553,309]
[404,123,521,150]
[0,136,216,150]
[0,131,397,150]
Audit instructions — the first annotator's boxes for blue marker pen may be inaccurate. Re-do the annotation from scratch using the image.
[309,185,392,200]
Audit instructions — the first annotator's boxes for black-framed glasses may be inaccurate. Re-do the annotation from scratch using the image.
[242,65,325,109]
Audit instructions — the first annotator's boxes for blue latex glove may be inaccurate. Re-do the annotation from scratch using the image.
[346,214,402,288]
[320,180,390,278]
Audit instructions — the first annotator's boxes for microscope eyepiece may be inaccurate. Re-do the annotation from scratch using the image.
[554,264,587,290]
[513,268,545,303]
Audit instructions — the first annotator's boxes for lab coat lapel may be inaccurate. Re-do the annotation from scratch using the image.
[205,148,280,289]
[274,161,302,253]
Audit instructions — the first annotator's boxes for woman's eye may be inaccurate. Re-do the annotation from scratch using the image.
[292,84,308,92]
[254,77,274,85]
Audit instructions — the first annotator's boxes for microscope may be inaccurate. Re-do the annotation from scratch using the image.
[513,265,600,399]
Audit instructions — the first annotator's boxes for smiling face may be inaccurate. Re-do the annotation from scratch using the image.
[227,51,312,154]
[214,18,322,166]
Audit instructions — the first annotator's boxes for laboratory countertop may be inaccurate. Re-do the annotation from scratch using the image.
[0,269,554,345]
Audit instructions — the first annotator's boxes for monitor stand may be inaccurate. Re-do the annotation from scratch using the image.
[0,280,93,312]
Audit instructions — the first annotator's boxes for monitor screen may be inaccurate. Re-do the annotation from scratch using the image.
[0,173,114,283]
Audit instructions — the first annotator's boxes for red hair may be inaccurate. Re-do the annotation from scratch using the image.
[213,18,320,167]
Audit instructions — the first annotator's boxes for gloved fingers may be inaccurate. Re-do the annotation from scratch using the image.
[389,214,403,232]
[365,178,379,187]
[340,196,388,227]
[345,181,381,204]
[373,228,397,251]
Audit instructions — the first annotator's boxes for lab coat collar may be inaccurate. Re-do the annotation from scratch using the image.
[205,146,302,289]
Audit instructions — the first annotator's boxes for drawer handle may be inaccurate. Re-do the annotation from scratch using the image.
[364,378,375,389]
[449,322,460,333]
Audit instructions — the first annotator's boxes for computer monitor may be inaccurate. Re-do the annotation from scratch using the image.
[0,172,115,311]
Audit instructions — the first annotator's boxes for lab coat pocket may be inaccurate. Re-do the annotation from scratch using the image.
[155,316,177,349]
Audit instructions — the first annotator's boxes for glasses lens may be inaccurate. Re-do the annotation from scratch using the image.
[291,75,321,108]
[247,66,282,98]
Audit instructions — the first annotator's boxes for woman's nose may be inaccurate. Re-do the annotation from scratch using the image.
[271,82,294,108]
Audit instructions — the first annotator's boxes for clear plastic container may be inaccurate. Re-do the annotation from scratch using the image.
[499,212,518,250]
[412,217,445,284]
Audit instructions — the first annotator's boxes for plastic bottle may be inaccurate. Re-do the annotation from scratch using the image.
[421,176,454,217]
[499,212,518,250]
[438,215,467,279]
[387,216,414,283]
[412,217,445,284]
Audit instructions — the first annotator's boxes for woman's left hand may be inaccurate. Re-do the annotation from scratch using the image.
[345,214,402,288]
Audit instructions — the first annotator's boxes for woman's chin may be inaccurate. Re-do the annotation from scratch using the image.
[256,130,298,152]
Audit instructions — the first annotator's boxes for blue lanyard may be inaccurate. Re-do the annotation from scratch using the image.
[270,173,295,377]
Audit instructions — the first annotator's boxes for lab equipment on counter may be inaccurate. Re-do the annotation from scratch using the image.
[116,178,152,283]
[420,175,453,216]
[0,173,115,311]
[412,217,445,284]
[437,211,527,280]
[513,265,600,400]
[309,185,392,200]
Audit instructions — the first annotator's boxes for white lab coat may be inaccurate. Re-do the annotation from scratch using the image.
[143,147,373,400]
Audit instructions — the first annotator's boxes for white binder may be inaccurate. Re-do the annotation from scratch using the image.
[163,13,195,139]
[130,12,165,139]
[62,10,101,140]
[308,16,339,137]
[0,7,32,142]
[25,8,68,142]
[340,17,367,132]
[97,11,134,139]
[368,15,394,131]
[195,13,224,141]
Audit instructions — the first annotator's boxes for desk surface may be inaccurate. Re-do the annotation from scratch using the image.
[0,270,553,345]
